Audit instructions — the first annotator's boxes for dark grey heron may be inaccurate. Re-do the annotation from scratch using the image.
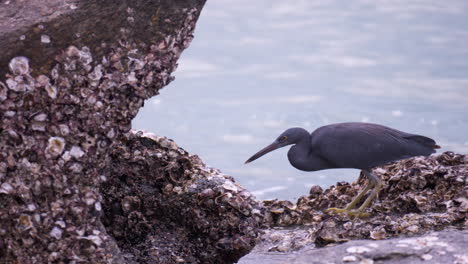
[245,122,440,217]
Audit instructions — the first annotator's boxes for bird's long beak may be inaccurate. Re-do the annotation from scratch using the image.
[245,141,282,164]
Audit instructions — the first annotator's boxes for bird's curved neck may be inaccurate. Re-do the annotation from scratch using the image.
[287,137,330,171]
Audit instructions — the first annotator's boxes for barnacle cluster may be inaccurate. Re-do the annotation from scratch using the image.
[8,56,30,75]
[101,131,265,264]
[4,56,34,92]
[45,137,66,157]
[259,152,467,252]
[0,3,210,263]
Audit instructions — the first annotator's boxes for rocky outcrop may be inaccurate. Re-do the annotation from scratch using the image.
[101,131,264,263]
[0,1,269,263]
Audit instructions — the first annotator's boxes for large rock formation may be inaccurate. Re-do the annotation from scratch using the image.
[0,1,266,263]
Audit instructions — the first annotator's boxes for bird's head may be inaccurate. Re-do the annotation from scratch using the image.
[245,127,308,164]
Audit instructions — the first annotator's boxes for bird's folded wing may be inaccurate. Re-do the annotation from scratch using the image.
[311,123,436,169]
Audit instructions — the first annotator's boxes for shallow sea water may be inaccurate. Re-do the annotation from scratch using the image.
[133,0,468,200]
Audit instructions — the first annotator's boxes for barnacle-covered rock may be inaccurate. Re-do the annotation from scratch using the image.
[101,131,265,264]
[0,0,207,263]
[254,152,467,254]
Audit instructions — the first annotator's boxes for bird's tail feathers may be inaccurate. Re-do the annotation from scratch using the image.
[404,135,440,149]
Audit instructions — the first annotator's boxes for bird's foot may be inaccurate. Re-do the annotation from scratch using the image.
[347,210,370,218]
[325,207,348,214]
[325,208,370,218]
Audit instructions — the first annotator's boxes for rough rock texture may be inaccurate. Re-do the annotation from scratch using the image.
[101,131,264,263]
[0,0,203,77]
[1,1,466,263]
[253,152,467,253]
[239,229,468,264]
[0,1,261,263]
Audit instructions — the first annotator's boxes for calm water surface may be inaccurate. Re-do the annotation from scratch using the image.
[133,0,468,200]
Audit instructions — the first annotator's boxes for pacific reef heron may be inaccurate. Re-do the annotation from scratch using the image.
[245,122,440,217]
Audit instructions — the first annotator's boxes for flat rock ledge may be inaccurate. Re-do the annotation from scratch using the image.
[240,229,468,264]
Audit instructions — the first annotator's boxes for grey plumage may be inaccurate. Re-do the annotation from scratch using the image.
[245,122,440,216]
[246,122,439,171]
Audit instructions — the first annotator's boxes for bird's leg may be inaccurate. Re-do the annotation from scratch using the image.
[349,171,382,216]
[326,170,381,217]
[325,180,373,213]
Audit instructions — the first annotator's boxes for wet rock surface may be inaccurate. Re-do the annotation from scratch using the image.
[0,0,212,263]
[239,229,468,264]
[101,131,264,263]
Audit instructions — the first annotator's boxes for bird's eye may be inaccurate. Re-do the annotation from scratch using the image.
[280,136,287,141]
